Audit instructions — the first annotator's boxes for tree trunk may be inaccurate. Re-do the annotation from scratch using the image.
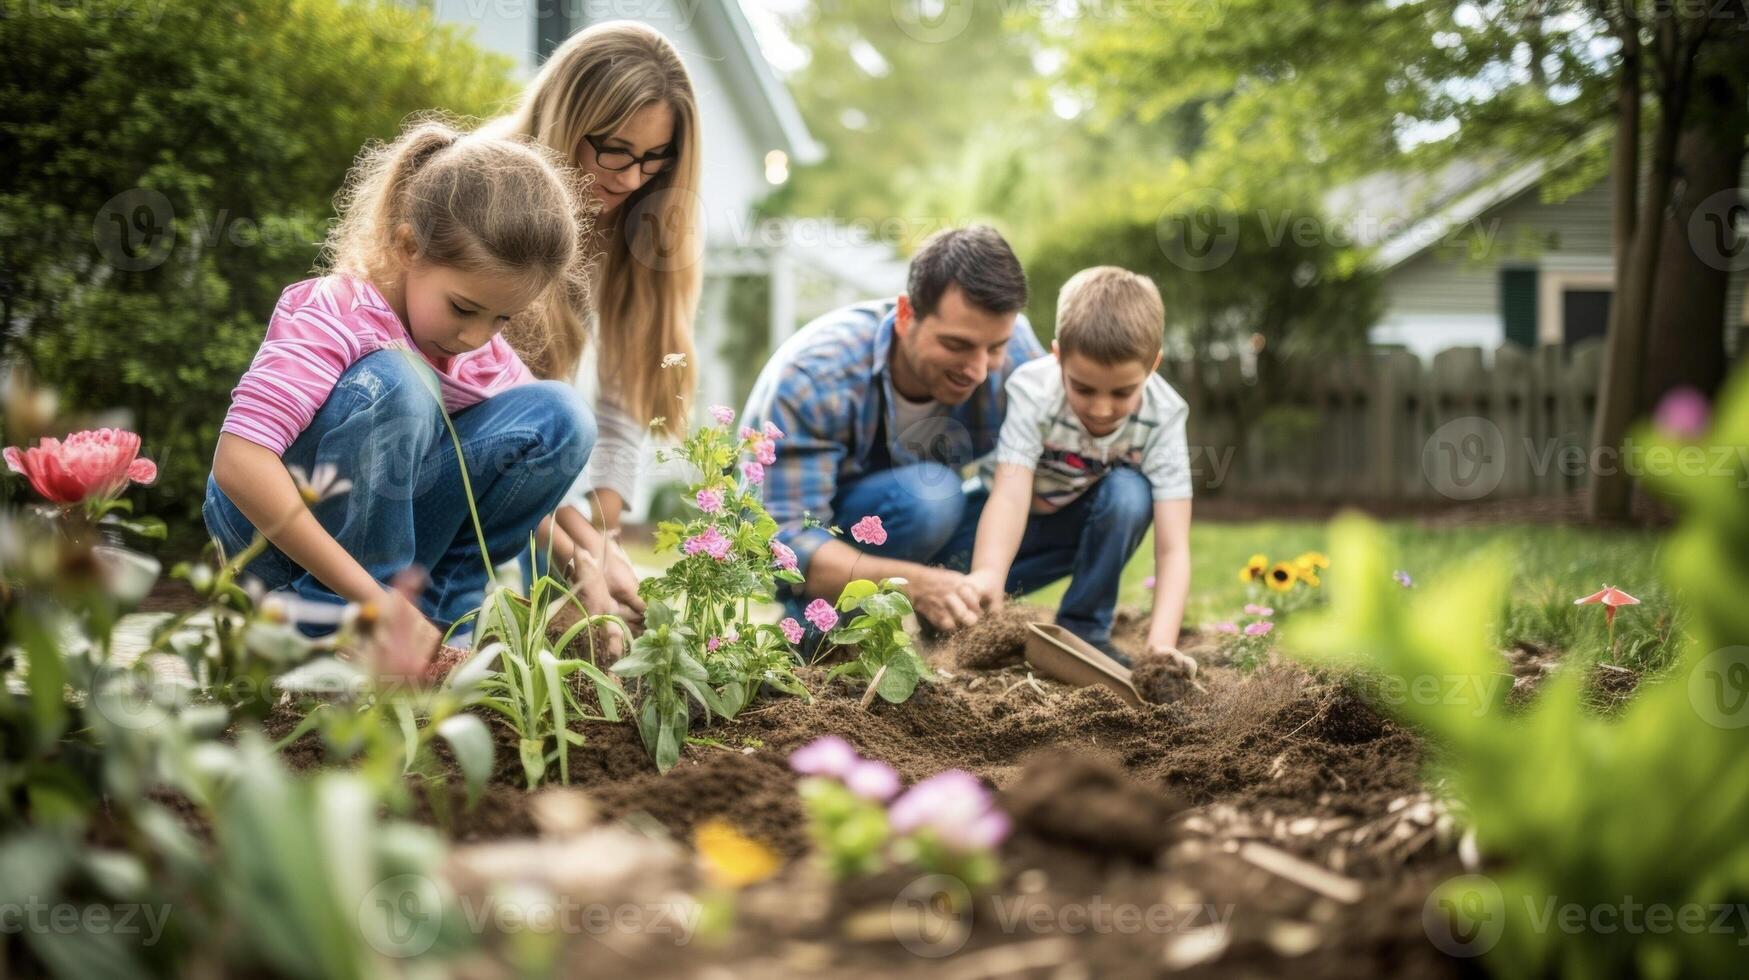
[1642,39,1749,408]
[1588,24,1644,520]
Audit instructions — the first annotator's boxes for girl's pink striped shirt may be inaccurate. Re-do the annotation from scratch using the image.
[220,275,534,455]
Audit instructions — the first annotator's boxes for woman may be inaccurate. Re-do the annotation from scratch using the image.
[487,21,702,629]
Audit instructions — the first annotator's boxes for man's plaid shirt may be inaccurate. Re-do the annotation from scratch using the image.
[740,300,1045,572]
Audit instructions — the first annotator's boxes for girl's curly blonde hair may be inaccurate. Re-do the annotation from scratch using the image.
[321,115,598,332]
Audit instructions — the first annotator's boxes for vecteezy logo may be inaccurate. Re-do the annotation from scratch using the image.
[1689,646,1749,729]
[1422,873,1504,958]
[1421,417,1506,501]
[94,188,175,272]
[624,188,706,273]
[890,874,973,958]
[891,0,974,43]
[359,874,444,958]
[892,416,976,502]
[1155,189,1239,272]
[1686,189,1749,273]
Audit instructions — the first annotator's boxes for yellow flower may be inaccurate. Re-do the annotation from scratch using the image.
[1295,551,1330,570]
[1266,561,1298,592]
[694,819,780,889]
[1238,553,1269,585]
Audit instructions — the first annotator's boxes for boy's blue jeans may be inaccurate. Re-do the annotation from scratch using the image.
[203,350,594,632]
[782,462,1154,648]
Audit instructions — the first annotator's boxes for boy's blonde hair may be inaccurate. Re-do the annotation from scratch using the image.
[488,21,701,438]
[322,116,592,322]
[1055,266,1165,366]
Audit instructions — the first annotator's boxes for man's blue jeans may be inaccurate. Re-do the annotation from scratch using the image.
[203,350,594,631]
[783,462,1154,648]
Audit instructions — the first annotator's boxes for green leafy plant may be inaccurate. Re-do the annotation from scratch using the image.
[1281,368,1749,979]
[452,570,632,789]
[609,599,720,773]
[820,578,933,708]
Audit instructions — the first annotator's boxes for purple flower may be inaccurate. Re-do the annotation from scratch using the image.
[1143,575,1156,589]
[1244,621,1274,636]
[804,598,838,633]
[850,515,887,546]
[742,461,765,486]
[684,525,732,561]
[887,770,1009,852]
[710,405,735,426]
[762,421,785,441]
[789,735,859,778]
[779,617,804,644]
[770,539,798,572]
[1393,569,1414,589]
[695,487,724,514]
[845,759,901,802]
[1243,603,1273,617]
[1653,386,1710,439]
[707,635,722,652]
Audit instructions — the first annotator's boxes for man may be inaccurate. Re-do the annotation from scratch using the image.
[742,226,1043,634]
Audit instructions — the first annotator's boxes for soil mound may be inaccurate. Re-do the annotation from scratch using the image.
[1004,749,1185,861]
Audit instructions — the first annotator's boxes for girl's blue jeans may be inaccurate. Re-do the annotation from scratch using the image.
[203,350,594,632]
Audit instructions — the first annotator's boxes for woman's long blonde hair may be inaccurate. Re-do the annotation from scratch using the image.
[490,21,701,438]
[321,117,590,322]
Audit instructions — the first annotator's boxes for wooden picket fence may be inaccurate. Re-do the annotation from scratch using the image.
[1160,340,1609,502]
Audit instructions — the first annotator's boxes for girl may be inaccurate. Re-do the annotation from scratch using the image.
[485,22,703,629]
[204,119,594,671]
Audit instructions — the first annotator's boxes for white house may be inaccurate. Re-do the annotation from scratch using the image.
[1325,147,1749,362]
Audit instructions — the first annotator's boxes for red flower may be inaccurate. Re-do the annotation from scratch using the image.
[1574,584,1641,628]
[4,428,157,505]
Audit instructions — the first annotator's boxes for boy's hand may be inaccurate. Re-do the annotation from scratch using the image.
[965,568,1007,613]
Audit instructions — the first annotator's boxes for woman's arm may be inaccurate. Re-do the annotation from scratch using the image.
[1145,499,1192,654]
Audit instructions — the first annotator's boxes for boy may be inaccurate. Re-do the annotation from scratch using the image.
[966,266,1192,662]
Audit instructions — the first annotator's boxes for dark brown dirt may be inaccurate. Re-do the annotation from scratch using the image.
[1132,650,1199,704]
[939,604,1043,670]
[1003,749,1186,862]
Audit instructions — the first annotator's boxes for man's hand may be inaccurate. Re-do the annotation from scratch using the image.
[964,568,1007,614]
[908,566,985,632]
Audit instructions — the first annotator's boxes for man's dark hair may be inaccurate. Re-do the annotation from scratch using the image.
[906,225,1028,320]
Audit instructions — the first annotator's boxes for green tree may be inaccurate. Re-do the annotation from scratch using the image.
[1,0,516,547]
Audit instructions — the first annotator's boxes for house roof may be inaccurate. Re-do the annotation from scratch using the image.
[692,0,823,165]
[1325,131,1607,272]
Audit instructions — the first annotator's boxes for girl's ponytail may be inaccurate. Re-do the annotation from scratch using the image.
[321,115,588,312]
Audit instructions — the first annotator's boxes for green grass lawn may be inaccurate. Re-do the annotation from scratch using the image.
[629,518,1677,673]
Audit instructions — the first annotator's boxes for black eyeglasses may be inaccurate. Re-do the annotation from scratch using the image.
[584,134,676,176]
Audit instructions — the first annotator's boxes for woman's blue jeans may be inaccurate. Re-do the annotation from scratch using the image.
[203,350,594,631]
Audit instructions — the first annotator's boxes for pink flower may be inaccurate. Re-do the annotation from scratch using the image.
[850,515,887,546]
[739,426,758,441]
[5,428,157,505]
[1143,575,1156,589]
[695,487,724,513]
[1213,621,1240,634]
[755,439,777,466]
[742,461,765,485]
[1393,570,1414,588]
[887,770,1010,852]
[804,598,838,633]
[789,735,859,778]
[770,539,798,572]
[1243,603,1273,617]
[845,759,902,802]
[1653,386,1710,439]
[779,617,804,644]
[762,421,785,441]
[710,405,735,426]
[707,635,722,652]
[1574,584,1641,628]
[1244,621,1274,636]
[683,525,733,561]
